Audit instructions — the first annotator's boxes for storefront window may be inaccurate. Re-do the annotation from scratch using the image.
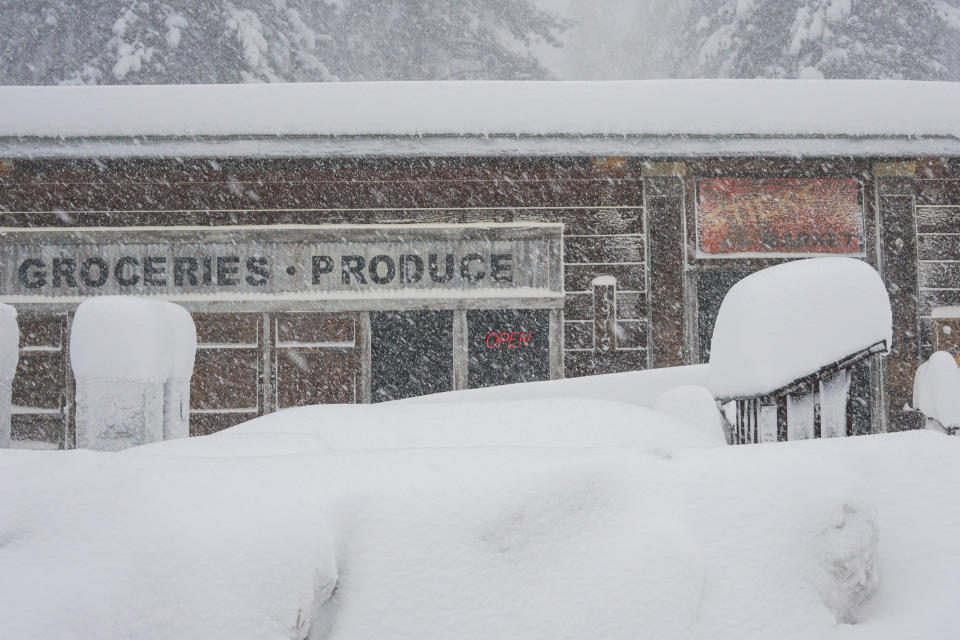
[467,309,549,389]
[371,311,453,402]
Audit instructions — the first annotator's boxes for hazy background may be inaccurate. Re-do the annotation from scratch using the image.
[1,0,958,85]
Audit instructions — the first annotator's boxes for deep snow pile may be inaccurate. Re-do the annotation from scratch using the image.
[709,258,892,399]
[913,351,960,430]
[2,407,960,638]
[70,297,196,451]
[414,362,710,409]
[215,396,717,451]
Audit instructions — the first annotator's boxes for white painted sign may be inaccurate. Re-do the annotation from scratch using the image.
[0,224,564,299]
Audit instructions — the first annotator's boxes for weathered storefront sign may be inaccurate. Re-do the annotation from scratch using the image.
[697,178,864,256]
[0,224,564,299]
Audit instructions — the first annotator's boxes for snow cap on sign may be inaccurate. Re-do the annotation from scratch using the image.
[162,302,197,379]
[71,297,194,383]
[0,303,18,379]
[708,258,891,400]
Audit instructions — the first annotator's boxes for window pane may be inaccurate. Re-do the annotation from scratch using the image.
[371,311,453,402]
[467,309,550,389]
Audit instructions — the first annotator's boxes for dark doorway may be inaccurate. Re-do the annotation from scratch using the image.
[371,310,453,402]
[696,270,751,363]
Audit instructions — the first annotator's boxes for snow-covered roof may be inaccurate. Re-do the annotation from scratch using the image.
[0,80,959,158]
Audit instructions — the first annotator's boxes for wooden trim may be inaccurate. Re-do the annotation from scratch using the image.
[260,313,272,415]
[360,312,372,404]
[452,310,468,391]
[549,308,564,380]
[641,162,687,177]
[874,161,917,178]
[63,313,75,449]
[0,295,565,315]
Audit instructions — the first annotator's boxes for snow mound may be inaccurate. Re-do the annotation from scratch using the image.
[412,363,710,409]
[654,385,728,445]
[126,431,333,458]
[226,396,718,452]
[913,351,960,429]
[709,258,891,399]
[6,428,958,639]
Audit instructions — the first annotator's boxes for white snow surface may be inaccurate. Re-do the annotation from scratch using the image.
[225,397,716,451]
[709,258,892,399]
[1,80,958,139]
[2,414,959,638]
[71,297,196,382]
[654,385,729,445]
[913,351,960,428]
[412,363,710,408]
[0,303,18,379]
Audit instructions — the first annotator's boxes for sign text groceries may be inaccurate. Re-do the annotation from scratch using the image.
[0,226,563,297]
[16,252,516,290]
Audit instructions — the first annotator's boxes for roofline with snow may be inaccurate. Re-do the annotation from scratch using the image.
[0,80,958,159]
[3,133,960,160]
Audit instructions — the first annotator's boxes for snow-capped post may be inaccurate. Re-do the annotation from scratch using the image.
[0,304,19,448]
[912,352,960,435]
[71,297,195,451]
[592,275,617,352]
[162,304,197,441]
[709,258,892,444]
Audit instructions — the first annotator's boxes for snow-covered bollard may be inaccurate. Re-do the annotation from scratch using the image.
[71,297,196,451]
[0,304,18,448]
[161,304,197,441]
[708,258,892,443]
[912,351,960,434]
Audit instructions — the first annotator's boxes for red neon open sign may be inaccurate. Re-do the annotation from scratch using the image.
[486,332,533,349]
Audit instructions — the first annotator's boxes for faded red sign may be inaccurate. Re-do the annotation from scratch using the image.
[698,178,863,255]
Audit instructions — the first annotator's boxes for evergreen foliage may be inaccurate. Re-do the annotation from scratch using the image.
[0,0,562,84]
[688,0,960,80]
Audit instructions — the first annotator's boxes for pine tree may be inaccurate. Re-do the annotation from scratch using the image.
[327,0,564,80]
[0,0,563,84]
[0,0,338,85]
[688,0,960,80]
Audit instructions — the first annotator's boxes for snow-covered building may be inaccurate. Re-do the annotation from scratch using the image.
[0,79,957,447]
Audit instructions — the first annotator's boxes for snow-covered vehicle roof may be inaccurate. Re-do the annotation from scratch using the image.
[0,80,958,158]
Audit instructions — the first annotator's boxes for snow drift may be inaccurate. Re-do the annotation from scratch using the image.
[222,396,719,451]
[709,258,892,399]
[4,425,956,639]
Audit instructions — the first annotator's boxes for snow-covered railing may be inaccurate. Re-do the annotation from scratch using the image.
[708,258,892,445]
[720,341,887,445]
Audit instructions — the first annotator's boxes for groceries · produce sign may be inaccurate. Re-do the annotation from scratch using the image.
[697,178,863,256]
[0,224,563,298]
